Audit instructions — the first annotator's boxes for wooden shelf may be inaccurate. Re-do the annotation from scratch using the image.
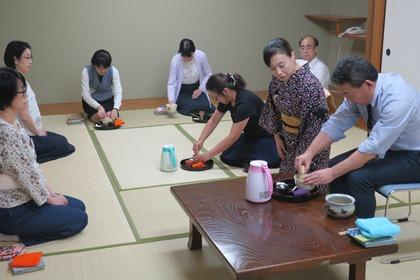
[343,33,366,41]
[305,14,367,36]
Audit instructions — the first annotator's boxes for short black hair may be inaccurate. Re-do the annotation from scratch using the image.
[298,35,319,47]
[206,73,246,94]
[332,55,378,87]
[263,38,293,67]
[178,38,195,57]
[91,49,112,68]
[4,41,32,69]
[0,67,27,110]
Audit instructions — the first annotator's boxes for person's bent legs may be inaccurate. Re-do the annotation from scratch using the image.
[329,150,420,218]
[31,132,75,163]
[0,196,88,246]
[220,136,281,168]
[82,97,114,122]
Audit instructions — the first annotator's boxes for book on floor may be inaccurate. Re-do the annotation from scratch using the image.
[347,228,396,248]
[10,258,46,275]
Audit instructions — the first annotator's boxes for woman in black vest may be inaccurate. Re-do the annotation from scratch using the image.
[193,73,281,169]
[81,50,122,122]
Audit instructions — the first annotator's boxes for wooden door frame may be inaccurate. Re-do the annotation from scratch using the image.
[365,0,386,70]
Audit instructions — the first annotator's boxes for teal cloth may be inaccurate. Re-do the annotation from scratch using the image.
[355,217,401,239]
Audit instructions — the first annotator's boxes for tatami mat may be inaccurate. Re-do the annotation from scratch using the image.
[12,115,136,254]
[1,236,415,280]
[121,186,189,239]
[0,239,232,280]
[330,126,366,158]
[180,121,291,177]
[117,109,231,128]
[180,121,253,177]
[1,112,418,280]
[95,125,231,189]
[118,109,193,128]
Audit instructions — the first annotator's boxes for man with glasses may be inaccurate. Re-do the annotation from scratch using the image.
[299,35,330,88]
[296,56,420,218]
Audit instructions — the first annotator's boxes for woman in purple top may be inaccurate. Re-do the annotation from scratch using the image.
[259,38,329,174]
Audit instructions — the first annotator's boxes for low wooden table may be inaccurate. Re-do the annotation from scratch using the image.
[171,178,397,280]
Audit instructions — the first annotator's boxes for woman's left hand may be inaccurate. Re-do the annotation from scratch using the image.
[47,193,68,206]
[192,89,202,99]
[110,109,119,120]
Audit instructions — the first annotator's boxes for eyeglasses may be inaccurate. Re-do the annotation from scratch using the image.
[21,55,33,60]
[16,86,28,98]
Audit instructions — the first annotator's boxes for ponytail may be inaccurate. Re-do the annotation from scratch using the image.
[206,73,246,94]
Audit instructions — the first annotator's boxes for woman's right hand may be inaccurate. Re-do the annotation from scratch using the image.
[97,105,106,119]
[274,134,286,160]
[47,193,68,206]
[193,140,204,155]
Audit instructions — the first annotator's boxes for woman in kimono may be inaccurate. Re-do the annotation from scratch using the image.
[193,73,280,169]
[259,37,329,174]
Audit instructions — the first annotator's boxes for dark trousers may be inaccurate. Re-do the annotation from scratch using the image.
[0,196,88,246]
[329,149,420,218]
[220,134,281,168]
[82,96,115,119]
[31,131,75,164]
[176,83,215,116]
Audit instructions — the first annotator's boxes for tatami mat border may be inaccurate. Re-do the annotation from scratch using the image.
[85,121,141,242]
[120,177,241,192]
[34,115,414,258]
[174,124,237,178]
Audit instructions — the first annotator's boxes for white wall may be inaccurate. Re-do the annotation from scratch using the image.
[0,0,334,104]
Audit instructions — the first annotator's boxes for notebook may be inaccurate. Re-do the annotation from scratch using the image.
[347,228,396,248]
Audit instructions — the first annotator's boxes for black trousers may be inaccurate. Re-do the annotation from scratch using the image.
[329,149,420,218]
[31,131,75,163]
[82,96,115,119]
[220,134,281,168]
[176,83,214,116]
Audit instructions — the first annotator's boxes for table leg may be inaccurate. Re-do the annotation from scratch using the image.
[349,260,366,280]
[187,221,202,250]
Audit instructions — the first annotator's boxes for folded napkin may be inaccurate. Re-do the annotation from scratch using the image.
[355,217,401,239]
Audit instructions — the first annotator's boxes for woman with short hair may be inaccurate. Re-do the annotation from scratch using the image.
[3,40,75,163]
[0,67,88,246]
[81,49,122,122]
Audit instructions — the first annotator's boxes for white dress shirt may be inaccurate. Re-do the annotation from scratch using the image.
[308,57,330,88]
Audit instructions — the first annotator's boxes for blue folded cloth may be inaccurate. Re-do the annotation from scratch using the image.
[355,217,401,239]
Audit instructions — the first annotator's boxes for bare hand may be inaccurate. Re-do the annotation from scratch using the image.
[193,152,209,163]
[192,89,202,99]
[304,168,335,185]
[47,193,68,206]
[274,136,286,160]
[97,105,106,119]
[295,152,313,173]
[193,141,204,155]
[37,129,48,137]
[110,109,119,120]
